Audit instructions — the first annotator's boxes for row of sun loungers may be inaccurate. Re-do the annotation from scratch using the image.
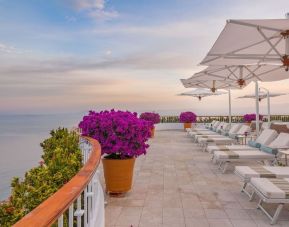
[186,121,289,225]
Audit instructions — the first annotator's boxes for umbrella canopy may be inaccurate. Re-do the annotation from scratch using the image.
[200,17,289,71]
[237,91,287,101]
[180,68,242,126]
[178,88,227,100]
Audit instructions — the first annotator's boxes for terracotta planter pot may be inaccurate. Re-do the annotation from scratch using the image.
[102,158,135,193]
[150,126,155,138]
[183,122,192,131]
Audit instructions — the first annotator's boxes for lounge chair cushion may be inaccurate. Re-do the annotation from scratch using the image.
[268,133,289,148]
[248,140,261,148]
[260,145,278,155]
[255,129,278,146]
[214,149,275,160]
[250,178,289,199]
[235,166,289,181]
[228,124,241,134]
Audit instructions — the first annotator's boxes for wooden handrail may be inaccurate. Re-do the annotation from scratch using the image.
[13,136,101,227]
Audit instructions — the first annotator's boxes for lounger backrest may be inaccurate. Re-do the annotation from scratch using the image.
[268,133,289,148]
[250,121,263,131]
[236,125,251,135]
[211,120,216,125]
[216,122,224,131]
[213,121,220,129]
[228,124,241,134]
[270,123,289,134]
[222,123,230,131]
[255,129,278,145]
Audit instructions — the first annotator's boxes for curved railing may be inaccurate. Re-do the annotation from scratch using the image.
[13,136,104,227]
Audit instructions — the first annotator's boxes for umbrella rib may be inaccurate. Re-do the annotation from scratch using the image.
[228,19,284,32]
[243,65,262,81]
[257,27,283,58]
[202,34,280,64]
[225,66,239,80]
[258,36,283,64]
[246,65,282,81]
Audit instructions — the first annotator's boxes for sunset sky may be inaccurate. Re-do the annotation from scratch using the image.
[1,0,289,115]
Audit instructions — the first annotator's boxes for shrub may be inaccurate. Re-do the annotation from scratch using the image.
[79,109,151,159]
[139,112,161,125]
[0,128,82,226]
[179,112,197,123]
[243,114,263,122]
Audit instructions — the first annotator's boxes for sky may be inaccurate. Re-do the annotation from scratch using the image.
[1,0,289,115]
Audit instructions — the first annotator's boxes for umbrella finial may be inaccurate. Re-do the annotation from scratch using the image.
[211,80,216,93]
[237,78,246,88]
[198,96,202,101]
[281,55,289,71]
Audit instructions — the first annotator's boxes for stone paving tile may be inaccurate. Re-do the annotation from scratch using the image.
[104,130,289,227]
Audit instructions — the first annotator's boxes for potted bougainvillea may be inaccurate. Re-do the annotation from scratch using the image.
[140,112,161,138]
[79,110,151,194]
[243,114,263,124]
[179,112,197,130]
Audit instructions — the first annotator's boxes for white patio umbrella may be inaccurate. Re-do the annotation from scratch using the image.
[178,88,227,101]
[237,90,287,122]
[200,15,289,69]
[199,14,289,134]
[181,67,245,126]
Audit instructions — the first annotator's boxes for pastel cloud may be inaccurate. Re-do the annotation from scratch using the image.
[71,0,118,20]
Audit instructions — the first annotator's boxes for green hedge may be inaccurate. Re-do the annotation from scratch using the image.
[0,128,82,226]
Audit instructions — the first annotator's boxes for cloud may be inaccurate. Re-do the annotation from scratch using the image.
[0,43,21,54]
[71,0,118,21]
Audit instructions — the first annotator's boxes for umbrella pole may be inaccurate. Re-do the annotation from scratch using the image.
[267,90,271,123]
[255,81,260,135]
[228,89,232,126]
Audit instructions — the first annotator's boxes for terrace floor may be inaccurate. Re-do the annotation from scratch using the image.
[103,130,289,227]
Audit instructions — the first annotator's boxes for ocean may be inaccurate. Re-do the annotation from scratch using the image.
[0,113,83,201]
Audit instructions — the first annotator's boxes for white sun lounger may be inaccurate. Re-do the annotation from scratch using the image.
[213,133,289,173]
[193,122,230,137]
[249,177,289,224]
[206,129,278,153]
[197,125,250,151]
[234,165,289,198]
[186,121,219,135]
[191,123,230,142]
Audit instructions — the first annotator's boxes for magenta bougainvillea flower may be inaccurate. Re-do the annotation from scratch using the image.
[79,110,151,159]
[139,112,161,126]
[243,114,263,122]
[179,112,197,123]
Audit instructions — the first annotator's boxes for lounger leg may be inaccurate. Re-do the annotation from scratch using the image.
[271,204,284,225]
[257,198,262,208]
[257,198,284,225]
[241,182,247,192]
[218,161,223,169]
[202,144,207,152]
[249,191,255,201]
[222,162,229,173]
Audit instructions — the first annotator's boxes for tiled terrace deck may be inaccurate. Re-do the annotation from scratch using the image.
[104,130,289,227]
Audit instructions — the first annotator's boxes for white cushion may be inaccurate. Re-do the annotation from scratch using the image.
[255,129,278,145]
[206,145,256,153]
[235,166,289,182]
[250,178,289,199]
[216,122,224,131]
[236,125,251,134]
[214,149,275,160]
[268,133,289,148]
[228,124,242,134]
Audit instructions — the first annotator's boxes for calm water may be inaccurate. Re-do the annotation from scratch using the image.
[0,113,83,201]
